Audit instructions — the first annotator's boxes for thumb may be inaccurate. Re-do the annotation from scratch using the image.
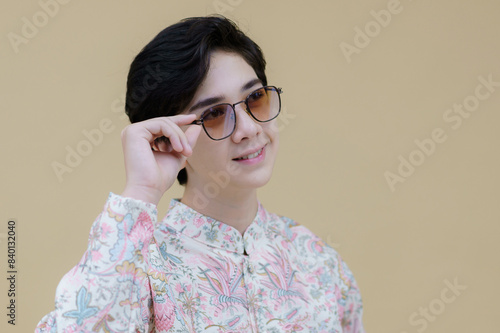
[179,125,202,170]
[181,126,201,169]
[185,124,202,149]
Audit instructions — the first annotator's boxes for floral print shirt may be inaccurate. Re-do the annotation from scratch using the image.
[36,193,365,332]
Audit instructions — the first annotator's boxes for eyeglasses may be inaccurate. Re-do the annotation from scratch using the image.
[189,86,283,140]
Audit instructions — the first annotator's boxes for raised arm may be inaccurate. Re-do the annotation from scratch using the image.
[36,115,201,332]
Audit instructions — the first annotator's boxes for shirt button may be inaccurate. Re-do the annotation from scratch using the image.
[247,262,254,274]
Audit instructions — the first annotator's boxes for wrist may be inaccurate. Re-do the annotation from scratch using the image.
[121,185,163,206]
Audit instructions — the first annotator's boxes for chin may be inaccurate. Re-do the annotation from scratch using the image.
[232,166,275,190]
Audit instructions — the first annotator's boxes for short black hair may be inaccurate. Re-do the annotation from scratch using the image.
[125,15,267,185]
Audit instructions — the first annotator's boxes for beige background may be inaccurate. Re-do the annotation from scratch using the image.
[1,0,499,332]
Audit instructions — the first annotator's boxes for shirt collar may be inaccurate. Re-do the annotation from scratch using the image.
[160,198,270,255]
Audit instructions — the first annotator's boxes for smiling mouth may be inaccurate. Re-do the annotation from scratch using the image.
[233,147,264,160]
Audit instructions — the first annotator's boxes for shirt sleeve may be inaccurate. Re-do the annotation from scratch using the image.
[35,192,157,333]
[333,250,365,333]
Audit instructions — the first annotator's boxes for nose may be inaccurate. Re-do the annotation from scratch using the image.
[231,103,262,143]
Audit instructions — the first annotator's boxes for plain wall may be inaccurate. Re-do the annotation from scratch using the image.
[1,0,499,332]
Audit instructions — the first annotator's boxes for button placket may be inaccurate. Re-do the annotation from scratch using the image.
[247,260,254,274]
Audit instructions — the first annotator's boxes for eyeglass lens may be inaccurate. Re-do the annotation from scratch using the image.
[202,86,281,140]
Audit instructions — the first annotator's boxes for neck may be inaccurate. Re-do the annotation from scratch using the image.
[181,183,258,235]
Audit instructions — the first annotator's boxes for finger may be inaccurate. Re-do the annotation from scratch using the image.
[163,118,191,153]
[132,115,198,154]
[147,122,183,153]
[183,124,202,156]
[153,115,196,152]
[163,113,198,128]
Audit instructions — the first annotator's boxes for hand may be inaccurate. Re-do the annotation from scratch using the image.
[120,114,201,205]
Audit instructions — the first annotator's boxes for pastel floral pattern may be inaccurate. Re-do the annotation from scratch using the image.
[36,192,365,332]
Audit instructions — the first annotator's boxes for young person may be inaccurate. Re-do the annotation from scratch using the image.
[36,16,365,332]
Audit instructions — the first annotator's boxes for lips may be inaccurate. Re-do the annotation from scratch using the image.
[233,145,266,160]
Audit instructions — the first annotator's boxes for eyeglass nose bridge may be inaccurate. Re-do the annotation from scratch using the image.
[231,99,251,115]
[188,100,249,127]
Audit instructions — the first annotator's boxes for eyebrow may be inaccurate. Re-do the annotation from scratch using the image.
[188,78,262,113]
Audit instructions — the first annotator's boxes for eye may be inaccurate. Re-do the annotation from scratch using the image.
[202,105,227,121]
[247,88,266,103]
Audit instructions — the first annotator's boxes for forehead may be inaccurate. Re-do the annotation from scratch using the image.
[194,51,259,99]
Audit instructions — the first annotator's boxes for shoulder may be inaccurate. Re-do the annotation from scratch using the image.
[266,211,331,255]
[266,212,358,287]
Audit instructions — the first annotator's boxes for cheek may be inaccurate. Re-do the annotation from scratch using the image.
[267,120,280,143]
[188,136,210,166]
[189,137,229,168]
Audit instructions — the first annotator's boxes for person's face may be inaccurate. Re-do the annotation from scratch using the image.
[183,50,279,193]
